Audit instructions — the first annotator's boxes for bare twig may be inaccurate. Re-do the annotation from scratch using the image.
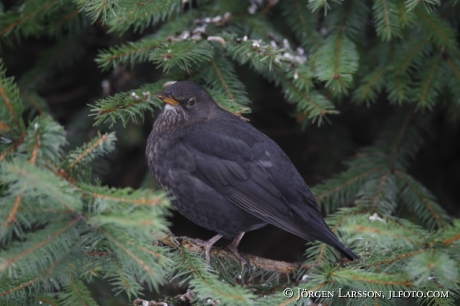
[155,232,311,274]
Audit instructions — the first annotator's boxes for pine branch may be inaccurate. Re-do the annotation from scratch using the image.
[64,132,116,171]
[353,66,388,105]
[0,219,79,274]
[0,0,61,37]
[2,0,460,304]
[281,0,322,50]
[313,165,386,213]
[90,82,165,127]
[387,73,413,104]
[150,40,214,72]
[373,0,401,41]
[394,37,432,74]
[397,0,416,25]
[58,276,98,306]
[223,35,338,123]
[4,161,82,212]
[17,117,67,166]
[81,184,167,207]
[313,33,359,94]
[0,276,40,298]
[379,109,423,168]
[395,170,450,230]
[415,6,458,50]
[199,56,251,114]
[230,14,281,41]
[94,227,169,291]
[308,0,343,14]
[77,0,183,34]
[415,54,444,109]
[156,232,305,274]
[307,206,368,264]
[96,12,197,71]
[405,0,441,12]
[0,60,23,130]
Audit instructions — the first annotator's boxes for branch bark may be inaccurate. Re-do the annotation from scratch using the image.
[155,232,312,274]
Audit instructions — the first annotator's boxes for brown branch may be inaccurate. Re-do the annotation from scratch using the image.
[371,171,389,210]
[0,133,25,162]
[155,232,312,274]
[0,277,39,297]
[361,67,388,99]
[52,9,80,29]
[210,58,236,104]
[3,218,78,268]
[315,167,384,202]
[420,55,442,104]
[44,159,78,184]
[0,121,10,132]
[91,193,162,206]
[21,93,44,115]
[128,241,163,259]
[397,38,429,74]
[113,258,132,293]
[446,57,460,79]
[273,67,328,116]
[260,0,277,16]
[68,133,109,170]
[86,251,112,257]
[0,143,19,162]
[349,275,412,286]
[394,170,445,227]
[0,0,60,36]
[99,228,154,276]
[30,134,41,165]
[354,225,421,245]
[97,96,149,116]
[4,192,24,226]
[37,297,58,306]
[416,8,452,48]
[373,248,427,266]
[293,0,320,49]
[387,218,423,237]
[1,248,73,299]
[397,1,408,23]
[381,0,392,36]
[443,233,460,246]
[0,80,18,126]
[388,111,413,168]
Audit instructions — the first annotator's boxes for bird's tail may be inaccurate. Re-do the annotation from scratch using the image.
[335,242,360,260]
[314,224,360,261]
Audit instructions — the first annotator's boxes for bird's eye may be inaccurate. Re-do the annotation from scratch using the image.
[188,98,196,106]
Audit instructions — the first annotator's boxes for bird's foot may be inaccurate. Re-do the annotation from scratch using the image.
[227,232,251,272]
[194,234,222,266]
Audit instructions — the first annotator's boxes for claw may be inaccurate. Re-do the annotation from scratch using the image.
[227,232,251,272]
[194,234,222,266]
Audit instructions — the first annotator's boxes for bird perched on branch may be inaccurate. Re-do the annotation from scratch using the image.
[146,80,359,265]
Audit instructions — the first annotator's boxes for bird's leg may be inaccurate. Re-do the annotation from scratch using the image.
[227,232,250,269]
[194,234,222,266]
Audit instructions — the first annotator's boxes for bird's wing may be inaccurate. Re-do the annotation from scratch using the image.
[180,117,319,241]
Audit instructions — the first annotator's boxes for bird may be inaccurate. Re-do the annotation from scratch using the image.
[146,80,359,266]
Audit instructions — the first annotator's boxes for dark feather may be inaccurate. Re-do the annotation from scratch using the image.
[147,80,359,260]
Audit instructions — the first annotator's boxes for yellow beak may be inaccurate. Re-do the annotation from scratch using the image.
[155,92,180,105]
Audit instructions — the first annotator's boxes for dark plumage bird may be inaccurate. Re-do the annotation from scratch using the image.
[146,81,359,265]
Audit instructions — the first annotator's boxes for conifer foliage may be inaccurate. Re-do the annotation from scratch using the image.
[1,0,460,305]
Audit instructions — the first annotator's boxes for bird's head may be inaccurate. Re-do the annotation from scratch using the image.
[155,81,220,124]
